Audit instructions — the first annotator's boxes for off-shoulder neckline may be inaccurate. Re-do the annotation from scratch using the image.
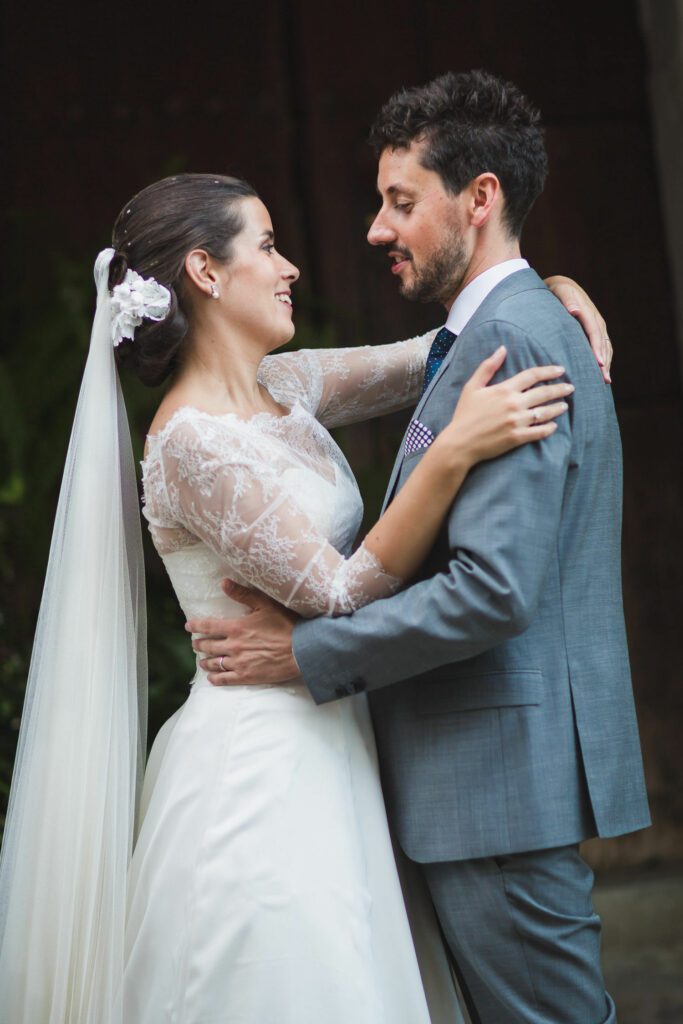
[141,399,307,466]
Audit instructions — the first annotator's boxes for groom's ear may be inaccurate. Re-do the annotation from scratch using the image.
[469,173,502,228]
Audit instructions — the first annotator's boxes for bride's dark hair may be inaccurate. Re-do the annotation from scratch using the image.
[110,173,258,387]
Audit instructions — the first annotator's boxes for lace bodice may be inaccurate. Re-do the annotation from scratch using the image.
[141,333,435,620]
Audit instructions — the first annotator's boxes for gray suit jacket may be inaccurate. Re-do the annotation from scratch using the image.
[293,269,651,862]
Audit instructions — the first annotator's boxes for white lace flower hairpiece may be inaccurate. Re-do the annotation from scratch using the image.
[110,266,172,347]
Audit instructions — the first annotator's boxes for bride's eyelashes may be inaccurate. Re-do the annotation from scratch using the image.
[261,242,276,255]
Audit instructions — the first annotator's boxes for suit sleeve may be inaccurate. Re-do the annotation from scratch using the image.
[292,321,574,702]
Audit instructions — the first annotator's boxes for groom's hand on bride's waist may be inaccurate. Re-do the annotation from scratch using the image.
[186,580,301,686]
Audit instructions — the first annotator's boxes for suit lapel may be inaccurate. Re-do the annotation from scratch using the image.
[381,269,546,512]
[382,438,409,513]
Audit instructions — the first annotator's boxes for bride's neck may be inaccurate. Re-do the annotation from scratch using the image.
[174,328,273,415]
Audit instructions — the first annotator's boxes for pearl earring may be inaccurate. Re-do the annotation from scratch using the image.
[210,284,219,299]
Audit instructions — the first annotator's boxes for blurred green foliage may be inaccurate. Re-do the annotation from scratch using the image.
[0,213,405,834]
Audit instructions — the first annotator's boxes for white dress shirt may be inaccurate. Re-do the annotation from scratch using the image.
[445,258,529,336]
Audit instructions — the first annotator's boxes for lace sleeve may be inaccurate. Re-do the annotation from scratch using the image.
[159,418,401,617]
[259,329,436,429]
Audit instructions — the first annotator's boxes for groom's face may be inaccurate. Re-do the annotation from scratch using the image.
[368,141,471,309]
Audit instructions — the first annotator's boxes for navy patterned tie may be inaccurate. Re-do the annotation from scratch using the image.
[421,326,456,395]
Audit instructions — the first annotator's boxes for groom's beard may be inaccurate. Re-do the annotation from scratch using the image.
[398,230,469,305]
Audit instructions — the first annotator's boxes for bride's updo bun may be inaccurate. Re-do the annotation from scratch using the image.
[110,173,258,387]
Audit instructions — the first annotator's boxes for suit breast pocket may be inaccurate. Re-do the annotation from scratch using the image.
[403,418,436,457]
[417,670,544,716]
[401,446,427,467]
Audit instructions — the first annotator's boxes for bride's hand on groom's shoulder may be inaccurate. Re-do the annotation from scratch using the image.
[544,275,613,383]
[440,348,574,465]
[186,581,300,687]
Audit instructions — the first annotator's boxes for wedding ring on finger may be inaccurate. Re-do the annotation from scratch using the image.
[530,408,540,426]
[219,656,225,672]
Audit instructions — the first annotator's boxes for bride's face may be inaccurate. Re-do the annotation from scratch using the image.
[217,197,299,351]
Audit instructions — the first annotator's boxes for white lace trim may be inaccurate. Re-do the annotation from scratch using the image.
[142,334,434,614]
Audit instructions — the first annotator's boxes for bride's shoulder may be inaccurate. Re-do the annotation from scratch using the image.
[146,388,220,440]
[143,405,247,468]
[145,394,197,452]
[147,403,207,440]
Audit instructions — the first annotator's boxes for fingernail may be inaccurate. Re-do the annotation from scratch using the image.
[566,384,575,392]
[555,366,565,373]
[560,402,569,410]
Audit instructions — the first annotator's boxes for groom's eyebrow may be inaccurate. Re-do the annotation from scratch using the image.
[379,183,416,197]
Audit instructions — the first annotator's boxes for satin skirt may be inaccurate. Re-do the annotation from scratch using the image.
[119,672,463,1023]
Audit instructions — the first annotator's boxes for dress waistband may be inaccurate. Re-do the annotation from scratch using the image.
[190,664,305,696]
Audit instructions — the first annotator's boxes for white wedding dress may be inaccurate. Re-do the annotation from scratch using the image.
[121,334,465,1023]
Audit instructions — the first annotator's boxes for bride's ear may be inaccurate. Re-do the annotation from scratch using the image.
[184,249,218,299]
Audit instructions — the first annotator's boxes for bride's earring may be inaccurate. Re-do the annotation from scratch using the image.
[210,284,219,299]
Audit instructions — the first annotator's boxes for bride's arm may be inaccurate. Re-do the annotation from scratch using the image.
[260,278,610,428]
[164,352,571,618]
[258,329,435,428]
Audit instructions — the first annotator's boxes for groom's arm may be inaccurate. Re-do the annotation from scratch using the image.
[294,322,576,703]
[189,319,581,695]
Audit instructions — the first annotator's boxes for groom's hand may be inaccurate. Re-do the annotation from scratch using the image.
[186,581,300,686]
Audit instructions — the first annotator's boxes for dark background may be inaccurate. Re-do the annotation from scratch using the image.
[1,0,681,873]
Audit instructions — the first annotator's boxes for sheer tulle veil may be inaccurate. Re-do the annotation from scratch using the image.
[0,249,148,1022]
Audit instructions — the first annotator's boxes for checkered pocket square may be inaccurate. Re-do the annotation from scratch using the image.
[404,419,435,456]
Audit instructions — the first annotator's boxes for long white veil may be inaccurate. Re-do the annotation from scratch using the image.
[0,249,147,1022]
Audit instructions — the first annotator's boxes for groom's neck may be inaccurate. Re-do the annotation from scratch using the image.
[445,233,522,310]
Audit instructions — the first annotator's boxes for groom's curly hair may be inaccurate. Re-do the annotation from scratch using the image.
[369,69,548,238]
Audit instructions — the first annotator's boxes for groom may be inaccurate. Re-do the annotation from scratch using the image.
[189,71,650,1022]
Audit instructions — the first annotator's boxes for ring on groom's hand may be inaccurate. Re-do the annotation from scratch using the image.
[219,656,226,672]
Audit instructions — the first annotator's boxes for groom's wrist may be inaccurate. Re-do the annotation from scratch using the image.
[292,619,342,705]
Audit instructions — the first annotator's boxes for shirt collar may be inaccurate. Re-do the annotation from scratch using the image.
[445,258,529,336]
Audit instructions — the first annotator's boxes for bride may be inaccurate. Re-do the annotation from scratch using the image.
[0,173,606,1023]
